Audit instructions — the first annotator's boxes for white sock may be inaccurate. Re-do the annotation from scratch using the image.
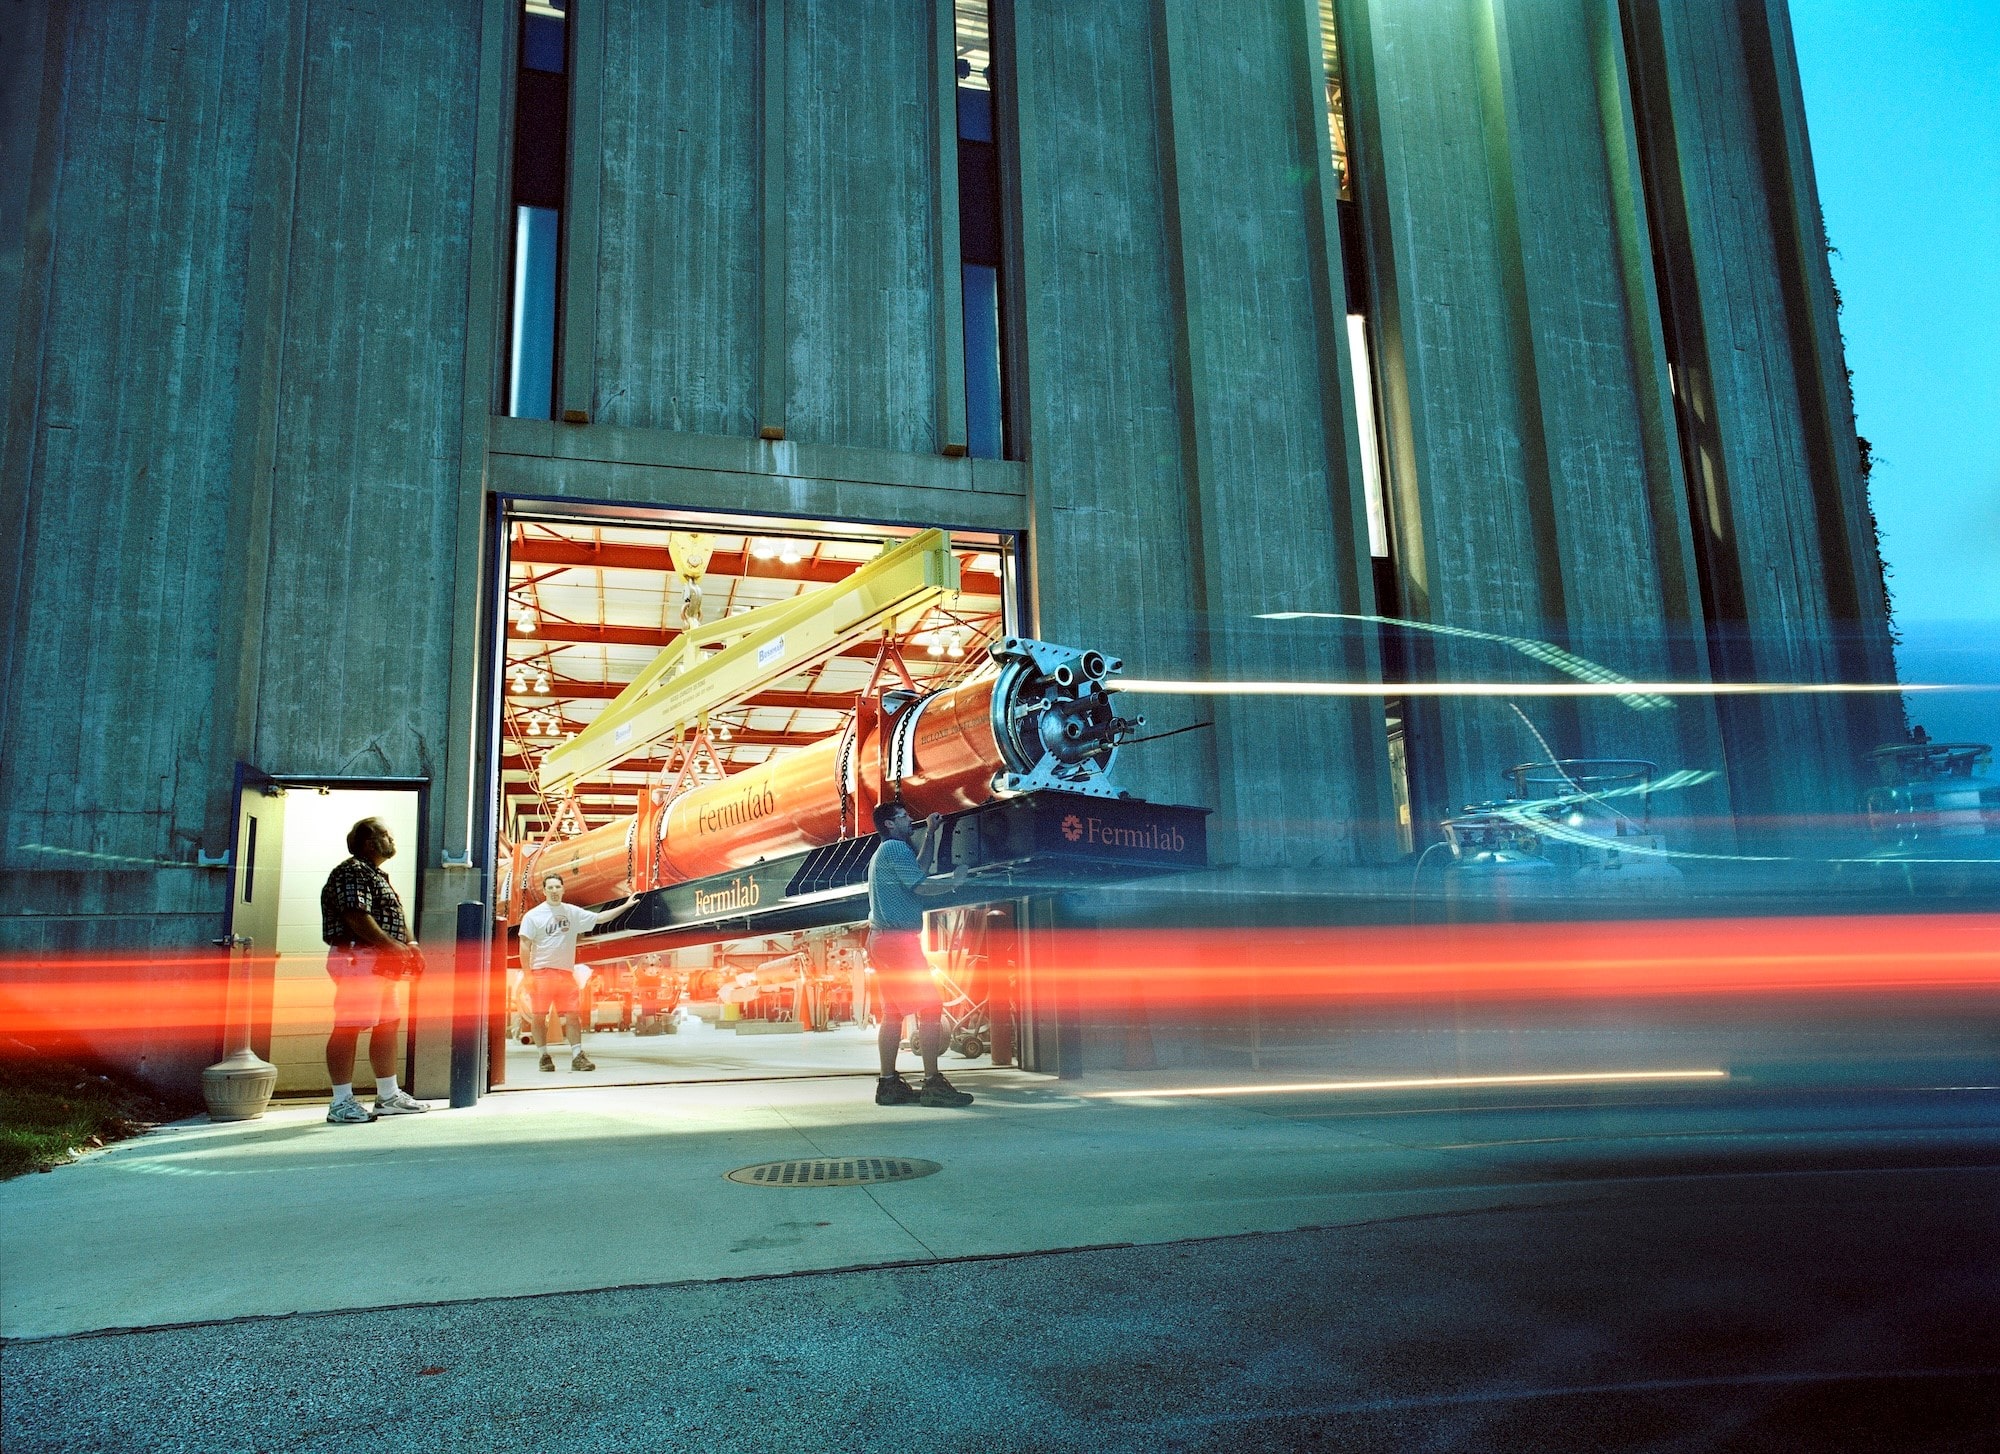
[375,1075,399,1099]
[332,1082,354,1103]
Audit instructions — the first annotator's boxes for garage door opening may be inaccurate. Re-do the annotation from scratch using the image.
[488,502,1024,1090]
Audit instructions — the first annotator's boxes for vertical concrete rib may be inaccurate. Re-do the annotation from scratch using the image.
[0,0,52,481]
[1589,0,1707,665]
[1338,0,1457,830]
[1333,0,1558,819]
[444,0,519,864]
[998,0,1217,821]
[596,0,760,436]
[1153,0,1375,867]
[1474,0,1567,660]
[1743,0,1897,702]
[757,0,786,439]
[784,0,940,453]
[558,0,606,422]
[1148,0,1230,842]
[1486,0,1711,781]
[0,2,72,745]
[931,0,969,457]
[1496,0,1731,821]
[1586,0,1733,830]
[1624,0,1873,827]
[253,0,477,789]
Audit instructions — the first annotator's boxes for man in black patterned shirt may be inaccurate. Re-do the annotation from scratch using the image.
[319,817,429,1124]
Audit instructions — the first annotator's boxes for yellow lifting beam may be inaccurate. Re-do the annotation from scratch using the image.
[537,529,961,793]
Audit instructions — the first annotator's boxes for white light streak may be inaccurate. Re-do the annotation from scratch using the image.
[1087,1069,1731,1100]
[1259,609,1673,708]
[1116,680,1944,698]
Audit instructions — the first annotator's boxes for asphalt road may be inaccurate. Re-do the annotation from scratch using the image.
[6,1091,1999,1453]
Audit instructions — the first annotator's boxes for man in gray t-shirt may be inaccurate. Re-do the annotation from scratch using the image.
[868,801,973,1108]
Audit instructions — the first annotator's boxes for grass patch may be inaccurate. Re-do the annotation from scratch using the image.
[0,1049,189,1179]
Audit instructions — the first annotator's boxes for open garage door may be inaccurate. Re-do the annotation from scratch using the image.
[487,502,1025,1090]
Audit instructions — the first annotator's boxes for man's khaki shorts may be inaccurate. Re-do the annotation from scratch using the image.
[326,949,406,1031]
[869,932,943,1019]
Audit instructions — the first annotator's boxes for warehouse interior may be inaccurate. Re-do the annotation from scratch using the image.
[491,503,1021,1089]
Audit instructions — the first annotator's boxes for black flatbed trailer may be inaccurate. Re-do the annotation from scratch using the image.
[578,791,1210,957]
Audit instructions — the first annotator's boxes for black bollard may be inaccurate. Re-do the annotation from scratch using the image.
[449,900,488,1107]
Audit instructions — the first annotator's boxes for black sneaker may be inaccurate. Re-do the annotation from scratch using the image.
[570,1050,596,1072]
[875,1075,920,1106]
[538,1052,556,1072]
[919,1074,974,1108]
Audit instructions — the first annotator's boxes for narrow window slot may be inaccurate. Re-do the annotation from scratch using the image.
[955,1,1009,459]
[506,0,570,419]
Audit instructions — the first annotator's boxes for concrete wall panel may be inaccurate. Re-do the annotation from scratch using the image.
[1010,0,1214,820]
[0,0,1903,1090]
[1489,0,1723,797]
[1157,0,1378,865]
[1632,0,1887,823]
[1344,0,1553,811]
[0,2,260,891]
[783,0,940,454]
[593,0,761,435]
[252,0,479,781]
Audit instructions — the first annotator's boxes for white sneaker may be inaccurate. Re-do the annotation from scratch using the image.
[326,1096,377,1125]
[373,1088,428,1116]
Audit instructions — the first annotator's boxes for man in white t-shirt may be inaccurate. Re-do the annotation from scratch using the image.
[518,873,636,1072]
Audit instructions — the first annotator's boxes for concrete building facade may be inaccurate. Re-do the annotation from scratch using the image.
[0,0,1894,1091]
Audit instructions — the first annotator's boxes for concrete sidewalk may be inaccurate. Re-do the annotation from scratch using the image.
[6,1065,1996,1342]
[0,1066,1604,1339]
[12,1161,2000,1454]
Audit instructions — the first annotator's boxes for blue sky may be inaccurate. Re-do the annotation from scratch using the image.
[1792,2,1999,741]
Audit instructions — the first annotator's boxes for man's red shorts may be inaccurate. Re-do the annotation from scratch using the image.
[869,931,943,1019]
[526,968,581,1017]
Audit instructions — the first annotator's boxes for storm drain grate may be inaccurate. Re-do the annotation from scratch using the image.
[725,1156,942,1188]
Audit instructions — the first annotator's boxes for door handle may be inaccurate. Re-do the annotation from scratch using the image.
[211,934,252,950]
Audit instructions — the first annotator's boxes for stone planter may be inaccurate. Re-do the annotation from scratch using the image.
[202,1047,279,1122]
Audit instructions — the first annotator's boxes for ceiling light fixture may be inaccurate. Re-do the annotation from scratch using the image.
[750,539,778,560]
[779,542,802,565]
